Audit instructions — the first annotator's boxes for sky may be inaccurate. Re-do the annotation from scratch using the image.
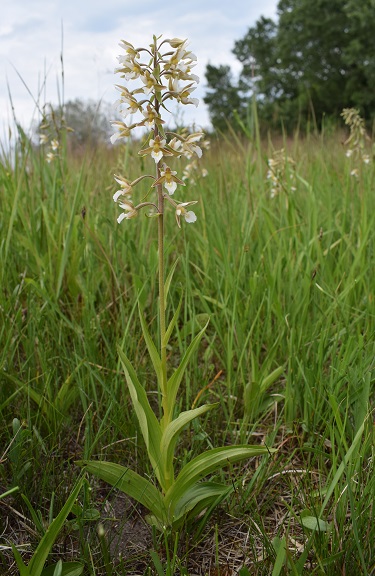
[0,0,278,140]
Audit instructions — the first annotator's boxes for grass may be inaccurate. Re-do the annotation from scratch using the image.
[0,118,374,575]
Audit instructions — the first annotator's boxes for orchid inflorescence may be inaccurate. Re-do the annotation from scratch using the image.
[266,148,296,198]
[341,108,372,177]
[81,34,274,533]
[111,35,207,227]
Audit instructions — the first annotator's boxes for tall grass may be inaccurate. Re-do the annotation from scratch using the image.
[0,120,374,574]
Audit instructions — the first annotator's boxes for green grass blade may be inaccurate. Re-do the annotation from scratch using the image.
[320,420,365,514]
[271,536,286,576]
[28,477,84,576]
[11,544,28,576]
[55,174,82,299]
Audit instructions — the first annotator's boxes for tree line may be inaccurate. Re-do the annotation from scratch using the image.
[204,0,375,131]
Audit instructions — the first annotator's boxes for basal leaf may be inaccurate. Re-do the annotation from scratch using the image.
[300,516,330,532]
[160,404,218,489]
[172,481,230,525]
[164,257,180,307]
[139,309,163,391]
[117,346,163,487]
[41,562,84,576]
[163,296,182,348]
[164,321,209,425]
[80,461,164,521]
[165,445,274,515]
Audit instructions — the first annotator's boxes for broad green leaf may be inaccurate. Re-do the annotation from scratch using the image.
[260,365,284,393]
[28,477,84,576]
[138,309,162,391]
[52,559,62,576]
[41,562,84,576]
[164,321,209,424]
[117,346,163,487]
[160,404,218,489]
[80,461,164,521]
[300,515,330,532]
[165,445,274,514]
[172,481,230,525]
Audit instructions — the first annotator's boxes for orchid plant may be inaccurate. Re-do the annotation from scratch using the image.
[79,35,274,530]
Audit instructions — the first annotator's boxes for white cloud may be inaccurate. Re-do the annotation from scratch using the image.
[0,0,278,138]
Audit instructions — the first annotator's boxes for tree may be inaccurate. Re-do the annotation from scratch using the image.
[205,0,375,130]
[203,65,244,132]
[37,99,113,149]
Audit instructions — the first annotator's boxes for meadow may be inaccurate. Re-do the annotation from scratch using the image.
[0,117,374,575]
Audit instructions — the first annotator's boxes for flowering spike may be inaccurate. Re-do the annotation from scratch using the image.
[110,35,207,227]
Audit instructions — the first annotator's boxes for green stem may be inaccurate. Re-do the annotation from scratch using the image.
[153,41,169,426]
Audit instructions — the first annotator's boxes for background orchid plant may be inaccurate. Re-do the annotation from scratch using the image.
[79,34,273,530]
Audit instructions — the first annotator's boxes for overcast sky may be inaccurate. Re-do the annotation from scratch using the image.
[1,0,278,139]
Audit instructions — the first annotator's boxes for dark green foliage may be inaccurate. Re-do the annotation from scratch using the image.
[205,0,375,130]
[203,64,244,132]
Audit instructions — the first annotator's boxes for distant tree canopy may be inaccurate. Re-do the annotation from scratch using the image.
[204,0,375,131]
[37,99,113,148]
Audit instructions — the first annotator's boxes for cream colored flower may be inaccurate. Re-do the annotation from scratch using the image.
[118,40,140,59]
[167,38,187,48]
[363,154,370,165]
[140,70,165,95]
[139,136,173,164]
[115,58,143,80]
[51,139,59,151]
[168,137,183,155]
[141,105,164,129]
[169,79,199,106]
[117,199,137,223]
[182,132,204,158]
[175,201,198,227]
[114,86,143,116]
[110,121,135,144]
[113,174,133,201]
[154,165,185,195]
[39,133,49,145]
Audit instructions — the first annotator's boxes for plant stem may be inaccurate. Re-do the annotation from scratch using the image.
[153,41,168,425]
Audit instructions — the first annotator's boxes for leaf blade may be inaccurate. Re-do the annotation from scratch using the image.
[117,346,163,487]
[80,461,164,521]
